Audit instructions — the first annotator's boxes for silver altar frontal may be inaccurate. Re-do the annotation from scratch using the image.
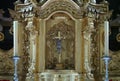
[39,70,80,81]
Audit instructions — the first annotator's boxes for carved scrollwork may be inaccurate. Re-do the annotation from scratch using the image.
[0,49,14,74]
[89,20,99,73]
[38,1,83,19]
[24,18,38,80]
[46,21,74,39]
[82,18,98,81]
[23,31,30,69]
[108,51,120,73]
[83,19,100,80]
[101,51,120,76]
[21,24,31,79]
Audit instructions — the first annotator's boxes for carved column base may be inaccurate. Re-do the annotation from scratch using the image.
[102,56,111,81]
[25,62,35,81]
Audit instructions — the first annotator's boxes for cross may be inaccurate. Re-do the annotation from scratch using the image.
[53,31,64,53]
[53,31,65,63]
[54,31,64,40]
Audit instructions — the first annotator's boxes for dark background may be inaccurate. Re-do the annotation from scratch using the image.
[0,0,120,51]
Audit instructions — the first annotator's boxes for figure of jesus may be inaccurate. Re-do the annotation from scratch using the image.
[53,31,65,63]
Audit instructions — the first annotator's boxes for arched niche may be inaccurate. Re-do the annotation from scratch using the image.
[45,12,75,70]
[38,11,82,72]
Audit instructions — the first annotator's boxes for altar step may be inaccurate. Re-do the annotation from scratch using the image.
[39,70,80,81]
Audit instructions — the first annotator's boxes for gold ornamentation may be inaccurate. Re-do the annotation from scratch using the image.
[21,25,31,80]
[38,1,83,19]
[109,51,120,73]
[8,8,21,20]
[0,49,14,74]
[116,33,120,42]
[8,0,112,81]
[0,32,4,41]
[89,20,100,80]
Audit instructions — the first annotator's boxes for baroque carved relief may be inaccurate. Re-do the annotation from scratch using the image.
[109,51,120,73]
[26,18,38,81]
[0,49,14,74]
[82,16,102,81]
[90,20,99,70]
[20,23,31,81]
[38,1,83,19]
[102,51,120,74]
[82,17,100,81]
[7,0,113,81]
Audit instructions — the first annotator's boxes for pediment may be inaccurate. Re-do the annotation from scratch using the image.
[38,0,84,19]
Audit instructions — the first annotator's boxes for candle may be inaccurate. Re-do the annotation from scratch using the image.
[91,0,96,3]
[104,21,109,56]
[58,31,61,40]
[33,43,36,61]
[13,21,18,56]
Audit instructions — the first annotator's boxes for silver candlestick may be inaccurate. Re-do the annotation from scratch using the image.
[13,56,20,81]
[103,56,111,81]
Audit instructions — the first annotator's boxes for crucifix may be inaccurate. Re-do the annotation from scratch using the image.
[53,31,65,63]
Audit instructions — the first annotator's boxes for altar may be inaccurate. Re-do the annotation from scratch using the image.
[8,0,113,81]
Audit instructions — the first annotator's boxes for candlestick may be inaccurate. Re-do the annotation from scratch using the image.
[104,21,109,56]
[13,56,20,81]
[103,56,111,81]
[13,21,18,56]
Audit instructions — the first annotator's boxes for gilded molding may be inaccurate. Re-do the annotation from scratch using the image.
[37,1,84,19]
[21,27,30,75]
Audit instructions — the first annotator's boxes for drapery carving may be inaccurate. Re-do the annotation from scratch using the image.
[82,17,100,81]
[82,17,96,81]
[24,17,39,81]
